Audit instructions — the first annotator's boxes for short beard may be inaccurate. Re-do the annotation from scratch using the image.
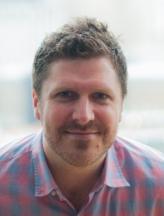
[43,120,117,167]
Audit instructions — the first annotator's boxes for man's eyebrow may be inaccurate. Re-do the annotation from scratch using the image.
[49,86,116,97]
[48,87,75,97]
[50,86,75,92]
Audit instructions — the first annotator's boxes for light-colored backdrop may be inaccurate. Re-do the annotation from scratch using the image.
[0,0,164,151]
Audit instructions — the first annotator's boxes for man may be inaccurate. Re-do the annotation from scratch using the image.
[0,17,164,215]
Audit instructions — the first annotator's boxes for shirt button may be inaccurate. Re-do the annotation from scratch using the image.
[51,191,56,196]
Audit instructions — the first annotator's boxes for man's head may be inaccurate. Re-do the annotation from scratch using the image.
[32,17,127,98]
[32,17,128,167]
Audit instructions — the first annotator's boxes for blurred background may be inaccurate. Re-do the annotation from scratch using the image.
[0,0,164,152]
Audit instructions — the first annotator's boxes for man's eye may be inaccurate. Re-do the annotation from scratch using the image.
[56,91,77,101]
[92,92,109,103]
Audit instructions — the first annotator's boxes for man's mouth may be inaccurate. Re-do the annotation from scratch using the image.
[64,130,100,138]
[65,130,99,134]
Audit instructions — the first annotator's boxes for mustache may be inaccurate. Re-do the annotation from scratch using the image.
[60,120,104,132]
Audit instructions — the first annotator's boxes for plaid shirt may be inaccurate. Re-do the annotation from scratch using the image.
[0,131,164,216]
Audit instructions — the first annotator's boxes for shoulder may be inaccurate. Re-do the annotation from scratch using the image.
[0,133,42,184]
[114,136,164,185]
[115,136,164,163]
[0,133,37,161]
[0,133,41,198]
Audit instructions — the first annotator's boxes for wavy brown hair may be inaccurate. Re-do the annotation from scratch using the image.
[32,17,127,97]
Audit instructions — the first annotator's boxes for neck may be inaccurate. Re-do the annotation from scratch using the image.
[45,147,105,189]
[43,144,106,210]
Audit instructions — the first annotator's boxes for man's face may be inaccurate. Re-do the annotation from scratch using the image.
[33,57,123,167]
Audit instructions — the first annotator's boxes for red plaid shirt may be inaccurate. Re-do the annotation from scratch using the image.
[0,131,164,215]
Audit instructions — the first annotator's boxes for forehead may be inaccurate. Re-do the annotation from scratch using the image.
[43,57,121,93]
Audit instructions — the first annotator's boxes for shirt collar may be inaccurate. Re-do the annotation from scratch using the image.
[32,131,56,197]
[32,132,130,197]
[103,140,130,188]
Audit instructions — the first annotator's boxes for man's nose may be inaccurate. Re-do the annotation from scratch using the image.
[72,97,95,125]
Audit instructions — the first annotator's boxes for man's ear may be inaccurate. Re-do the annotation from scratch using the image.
[119,101,124,122]
[32,89,41,120]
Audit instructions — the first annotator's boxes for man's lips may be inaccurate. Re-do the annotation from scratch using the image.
[65,130,100,135]
[64,130,100,139]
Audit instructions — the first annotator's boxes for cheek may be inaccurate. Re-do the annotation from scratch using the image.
[95,106,121,131]
[44,104,72,126]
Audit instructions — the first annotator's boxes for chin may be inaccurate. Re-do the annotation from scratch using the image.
[59,146,107,167]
